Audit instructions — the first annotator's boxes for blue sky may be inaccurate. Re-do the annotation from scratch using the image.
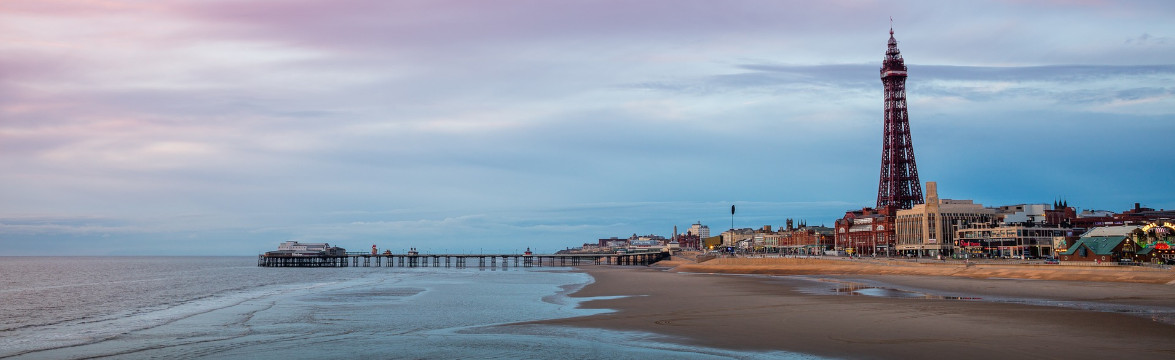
[2,0,1173,255]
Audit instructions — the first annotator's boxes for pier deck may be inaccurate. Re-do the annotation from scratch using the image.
[257,252,670,268]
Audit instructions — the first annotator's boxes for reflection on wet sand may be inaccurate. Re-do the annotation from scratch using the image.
[792,275,1175,325]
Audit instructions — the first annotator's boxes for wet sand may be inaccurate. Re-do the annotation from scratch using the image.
[674,257,1175,284]
[529,264,1175,359]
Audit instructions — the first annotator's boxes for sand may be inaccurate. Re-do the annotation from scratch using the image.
[675,257,1175,284]
[527,258,1175,359]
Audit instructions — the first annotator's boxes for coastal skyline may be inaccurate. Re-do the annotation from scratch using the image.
[2,0,1174,255]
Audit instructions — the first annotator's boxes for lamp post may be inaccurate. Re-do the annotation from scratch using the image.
[871,234,876,258]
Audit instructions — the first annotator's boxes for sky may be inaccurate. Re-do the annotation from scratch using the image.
[2,0,1173,255]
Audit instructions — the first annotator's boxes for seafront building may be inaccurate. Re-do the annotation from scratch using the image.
[674,232,701,250]
[1059,225,1142,263]
[835,207,897,256]
[955,222,1073,258]
[1059,222,1175,264]
[775,222,834,255]
[711,221,834,254]
[894,182,996,257]
[720,228,756,247]
[954,201,1077,258]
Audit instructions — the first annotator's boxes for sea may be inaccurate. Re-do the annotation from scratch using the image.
[0,257,812,359]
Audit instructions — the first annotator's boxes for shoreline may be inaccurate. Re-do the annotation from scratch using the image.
[526,260,1175,359]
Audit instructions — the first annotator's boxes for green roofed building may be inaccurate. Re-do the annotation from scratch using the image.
[1059,236,1129,262]
[1059,225,1145,263]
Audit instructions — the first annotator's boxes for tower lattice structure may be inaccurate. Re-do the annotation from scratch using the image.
[876,27,924,210]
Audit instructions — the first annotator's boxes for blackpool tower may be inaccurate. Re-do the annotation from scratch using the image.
[875,26,924,210]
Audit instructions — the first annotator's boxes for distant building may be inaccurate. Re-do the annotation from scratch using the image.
[267,241,346,257]
[997,204,1051,224]
[277,241,331,252]
[702,236,724,250]
[596,237,626,248]
[629,239,661,247]
[720,228,755,247]
[1071,203,1175,229]
[774,222,834,255]
[1044,201,1077,226]
[894,182,996,257]
[1078,209,1116,218]
[674,233,701,250]
[627,233,668,243]
[688,222,710,240]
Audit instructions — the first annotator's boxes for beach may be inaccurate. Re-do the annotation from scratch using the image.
[529,258,1175,359]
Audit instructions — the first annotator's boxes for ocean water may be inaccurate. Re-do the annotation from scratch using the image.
[0,257,812,359]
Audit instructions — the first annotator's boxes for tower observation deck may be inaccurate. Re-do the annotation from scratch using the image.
[876,27,924,210]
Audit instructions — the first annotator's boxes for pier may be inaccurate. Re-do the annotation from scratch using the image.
[257,251,670,268]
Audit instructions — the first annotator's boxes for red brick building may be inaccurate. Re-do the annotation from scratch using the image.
[835,206,897,256]
[673,233,701,250]
[774,223,835,254]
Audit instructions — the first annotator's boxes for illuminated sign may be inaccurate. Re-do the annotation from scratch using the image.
[1136,221,1175,250]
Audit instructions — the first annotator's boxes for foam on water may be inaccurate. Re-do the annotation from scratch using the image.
[2,257,820,359]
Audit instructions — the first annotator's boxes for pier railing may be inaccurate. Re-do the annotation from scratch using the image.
[256,251,670,268]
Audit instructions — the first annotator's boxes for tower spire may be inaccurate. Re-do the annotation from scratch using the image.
[876,25,924,210]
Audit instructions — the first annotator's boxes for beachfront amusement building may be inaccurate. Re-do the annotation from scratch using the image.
[1059,222,1175,264]
[1058,225,1142,263]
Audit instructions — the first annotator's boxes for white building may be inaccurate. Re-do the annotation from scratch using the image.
[688,222,710,239]
[998,204,1051,224]
[1079,210,1116,218]
[277,241,331,252]
[1081,225,1142,237]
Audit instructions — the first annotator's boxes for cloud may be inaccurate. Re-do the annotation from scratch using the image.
[1125,33,1172,45]
[1,0,1173,255]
